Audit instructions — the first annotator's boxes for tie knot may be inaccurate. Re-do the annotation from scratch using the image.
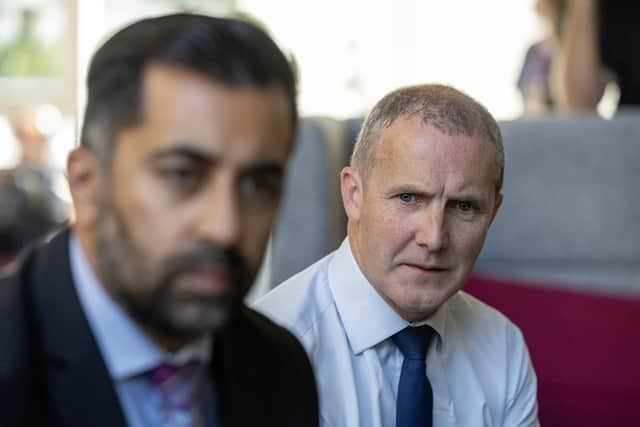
[148,363,180,386]
[145,360,206,417]
[147,361,201,387]
[392,326,434,360]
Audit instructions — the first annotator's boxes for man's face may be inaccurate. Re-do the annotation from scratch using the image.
[91,64,292,342]
[343,117,502,322]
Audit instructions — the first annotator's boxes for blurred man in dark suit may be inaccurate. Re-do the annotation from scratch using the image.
[0,13,318,427]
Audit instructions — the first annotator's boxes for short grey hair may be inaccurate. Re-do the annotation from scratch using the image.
[351,84,504,193]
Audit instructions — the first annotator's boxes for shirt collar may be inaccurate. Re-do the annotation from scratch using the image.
[69,234,211,381]
[328,238,449,355]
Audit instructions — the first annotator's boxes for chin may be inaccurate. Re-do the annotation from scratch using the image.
[400,292,445,319]
[163,303,232,339]
[399,305,437,323]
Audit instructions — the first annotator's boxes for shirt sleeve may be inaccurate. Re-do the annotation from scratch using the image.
[503,324,540,427]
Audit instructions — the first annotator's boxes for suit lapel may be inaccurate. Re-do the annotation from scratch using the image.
[213,310,271,426]
[213,307,297,427]
[28,230,128,427]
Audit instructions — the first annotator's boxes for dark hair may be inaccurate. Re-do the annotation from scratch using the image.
[351,84,504,193]
[80,13,297,165]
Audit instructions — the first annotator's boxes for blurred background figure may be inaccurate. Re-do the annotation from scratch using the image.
[517,0,566,116]
[11,107,50,167]
[0,2,72,266]
[555,0,640,112]
[0,106,70,265]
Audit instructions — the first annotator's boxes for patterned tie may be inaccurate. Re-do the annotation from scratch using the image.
[392,325,434,427]
[147,361,206,427]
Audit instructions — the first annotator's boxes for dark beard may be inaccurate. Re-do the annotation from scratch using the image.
[95,198,251,342]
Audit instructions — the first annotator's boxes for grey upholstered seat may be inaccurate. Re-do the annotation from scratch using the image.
[268,117,349,288]
[475,113,640,297]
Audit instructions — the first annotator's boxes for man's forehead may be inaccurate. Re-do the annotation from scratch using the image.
[368,120,498,188]
[140,63,226,113]
[140,62,292,117]
[111,66,292,167]
[374,119,485,158]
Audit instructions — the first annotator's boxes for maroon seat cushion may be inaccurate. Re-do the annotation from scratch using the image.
[466,275,640,427]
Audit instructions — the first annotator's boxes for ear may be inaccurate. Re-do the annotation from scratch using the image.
[340,166,364,222]
[490,192,503,223]
[67,147,103,230]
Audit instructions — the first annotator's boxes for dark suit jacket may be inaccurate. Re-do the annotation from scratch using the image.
[0,230,319,427]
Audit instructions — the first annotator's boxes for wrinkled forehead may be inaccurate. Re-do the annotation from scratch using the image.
[370,119,499,190]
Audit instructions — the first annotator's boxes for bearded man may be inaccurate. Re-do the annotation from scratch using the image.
[0,13,318,427]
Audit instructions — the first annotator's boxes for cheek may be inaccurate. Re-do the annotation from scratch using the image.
[379,205,421,240]
[362,201,394,235]
[241,206,278,267]
[111,148,165,246]
[365,213,412,261]
[384,221,414,250]
[114,182,178,260]
[450,222,491,260]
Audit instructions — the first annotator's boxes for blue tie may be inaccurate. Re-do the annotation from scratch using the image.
[392,325,434,427]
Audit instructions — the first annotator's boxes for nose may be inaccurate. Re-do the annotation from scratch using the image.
[414,203,449,251]
[195,178,241,247]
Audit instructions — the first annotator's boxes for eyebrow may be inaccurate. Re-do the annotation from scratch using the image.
[387,184,435,197]
[146,143,285,176]
[147,145,216,163]
[388,184,484,203]
[242,163,285,177]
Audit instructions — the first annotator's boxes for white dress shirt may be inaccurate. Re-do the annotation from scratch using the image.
[255,239,539,427]
[69,235,215,427]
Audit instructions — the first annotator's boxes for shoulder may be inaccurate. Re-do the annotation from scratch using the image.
[215,306,320,426]
[443,292,538,419]
[0,264,30,380]
[0,240,46,365]
[445,291,528,348]
[231,306,310,356]
[219,305,317,382]
[448,290,515,325]
[0,228,72,371]
[444,291,536,389]
[0,238,56,425]
[253,252,335,340]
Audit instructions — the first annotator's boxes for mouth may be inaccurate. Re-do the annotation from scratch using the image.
[403,263,450,275]
[175,268,232,297]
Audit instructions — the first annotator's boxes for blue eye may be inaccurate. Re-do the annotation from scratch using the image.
[398,193,415,203]
[456,200,475,212]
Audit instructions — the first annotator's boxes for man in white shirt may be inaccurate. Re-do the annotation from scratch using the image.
[256,84,540,426]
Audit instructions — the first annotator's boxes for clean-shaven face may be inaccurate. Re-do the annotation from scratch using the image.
[345,116,502,322]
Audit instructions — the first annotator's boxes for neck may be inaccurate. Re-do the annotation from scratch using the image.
[152,333,189,353]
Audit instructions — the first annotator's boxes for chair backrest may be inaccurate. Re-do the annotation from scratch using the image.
[269,117,349,287]
[469,113,640,426]
[476,113,640,297]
